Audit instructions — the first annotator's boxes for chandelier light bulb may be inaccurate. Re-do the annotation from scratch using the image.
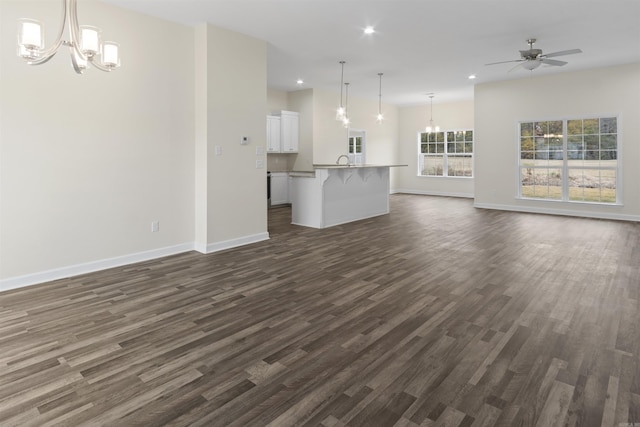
[18,19,44,59]
[19,19,43,49]
[79,26,100,56]
[102,42,120,68]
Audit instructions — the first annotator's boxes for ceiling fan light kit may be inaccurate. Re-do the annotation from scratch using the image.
[486,38,582,73]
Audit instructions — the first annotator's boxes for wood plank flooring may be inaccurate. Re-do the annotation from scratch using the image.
[1,194,639,426]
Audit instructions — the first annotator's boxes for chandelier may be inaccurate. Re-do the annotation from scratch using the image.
[17,0,121,74]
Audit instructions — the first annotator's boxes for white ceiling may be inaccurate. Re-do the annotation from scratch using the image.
[102,0,640,106]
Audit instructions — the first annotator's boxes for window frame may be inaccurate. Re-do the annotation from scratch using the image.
[517,116,621,205]
[417,129,474,178]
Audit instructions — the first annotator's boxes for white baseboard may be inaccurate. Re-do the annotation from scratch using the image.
[1,232,272,293]
[474,202,640,222]
[0,243,196,293]
[195,232,270,254]
[392,188,474,199]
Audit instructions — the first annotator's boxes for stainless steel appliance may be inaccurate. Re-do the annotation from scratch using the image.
[267,171,271,208]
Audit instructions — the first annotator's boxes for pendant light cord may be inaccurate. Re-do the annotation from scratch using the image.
[344,82,349,115]
[378,73,383,113]
[339,61,345,108]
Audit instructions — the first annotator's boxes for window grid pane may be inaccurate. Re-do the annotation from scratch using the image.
[421,155,444,176]
[521,168,562,200]
[418,130,473,177]
[448,155,473,177]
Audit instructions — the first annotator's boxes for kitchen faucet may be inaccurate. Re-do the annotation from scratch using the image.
[336,154,349,165]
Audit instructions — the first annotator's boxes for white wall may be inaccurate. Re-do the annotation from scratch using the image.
[396,100,475,197]
[0,1,195,286]
[194,24,268,251]
[267,88,288,113]
[475,64,640,221]
[1,2,271,290]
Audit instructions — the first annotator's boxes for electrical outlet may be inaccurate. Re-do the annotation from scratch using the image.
[256,159,264,169]
[214,146,222,156]
[151,221,159,232]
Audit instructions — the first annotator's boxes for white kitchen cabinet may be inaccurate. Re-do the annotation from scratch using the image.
[270,172,289,205]
[266,115,281,153]
[280,111,299,153]
[266,111,298,154]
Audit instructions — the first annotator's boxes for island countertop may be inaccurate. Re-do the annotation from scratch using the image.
[312,164,407,169]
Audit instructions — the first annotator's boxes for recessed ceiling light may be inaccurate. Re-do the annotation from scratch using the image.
[468,74,477,80]
[364,26,375,35]
[296,79,304,85]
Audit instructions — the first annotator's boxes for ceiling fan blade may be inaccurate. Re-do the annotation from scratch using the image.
[541,58,567,67]
[485,59,523,66]
[543,48,583,58]
[507,62,525,73]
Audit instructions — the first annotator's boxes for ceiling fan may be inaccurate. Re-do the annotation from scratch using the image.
[486,38,582,72]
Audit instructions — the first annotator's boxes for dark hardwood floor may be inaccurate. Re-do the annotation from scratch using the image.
[1,194,639,426]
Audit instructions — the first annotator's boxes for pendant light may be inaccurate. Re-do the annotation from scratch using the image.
[336,61,346,121]
[342,82,350,128]
[426,94,439,133]
[376,73,384,124]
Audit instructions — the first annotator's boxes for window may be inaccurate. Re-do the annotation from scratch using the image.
[418,129,473,177]
[519,117,618,204]
[348,136,362,154]
[348,130,365,165]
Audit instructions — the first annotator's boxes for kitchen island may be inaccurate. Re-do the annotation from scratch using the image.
[289,164,406,229]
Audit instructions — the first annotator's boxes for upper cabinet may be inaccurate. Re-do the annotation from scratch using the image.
[266,111,298,154]
[280,111,299,153]
[266,115,281,153]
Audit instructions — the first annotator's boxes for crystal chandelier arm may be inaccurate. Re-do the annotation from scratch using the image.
[68,0,88,61]
[68,0,91,73]
[25,0,68,65]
